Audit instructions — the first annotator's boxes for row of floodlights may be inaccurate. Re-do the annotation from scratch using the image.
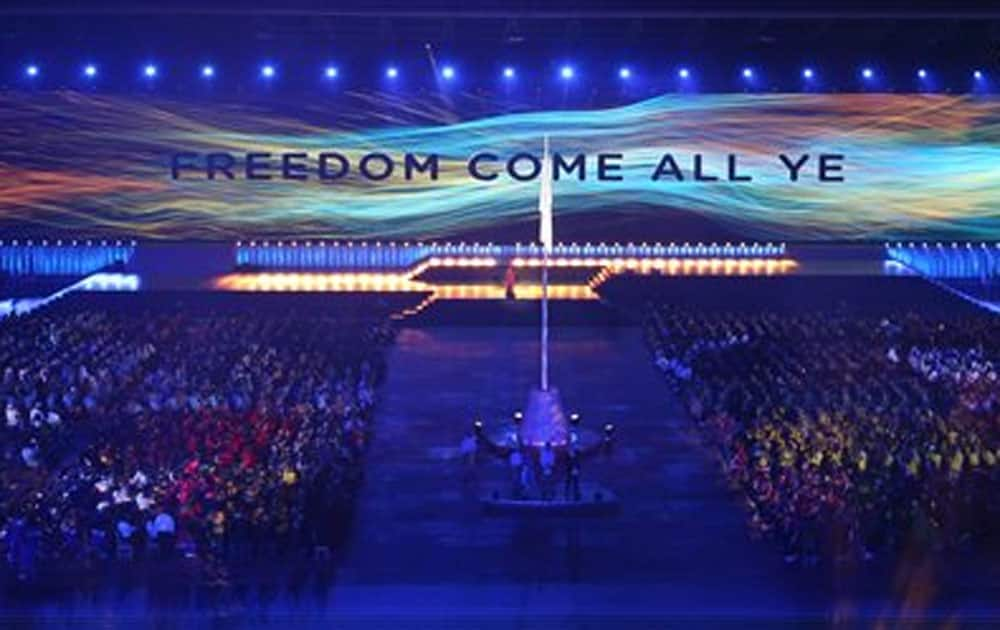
[17,62,991,85]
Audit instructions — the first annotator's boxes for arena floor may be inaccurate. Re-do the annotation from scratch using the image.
[4,319,1000,628]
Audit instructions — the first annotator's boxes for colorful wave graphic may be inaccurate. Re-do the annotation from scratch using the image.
[0,91,998,240]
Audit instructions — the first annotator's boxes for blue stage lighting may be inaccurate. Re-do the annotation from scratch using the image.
[25,64,39,78]
[862,67,874,80]
[618,66,632,79]
[386,66,399,79]
[742,67,754,79]
[917,68,928,79]
[441,65,455,80]
[802,68,814,80]
[83,64,98,79]
[324,65,339,79]
[260,64,276,79]
[973,70,984,80]
[502,66,516,79]
[560,65,575,80]
[143,64,158,78]
[677,67,690,79]
[201,64,215,78]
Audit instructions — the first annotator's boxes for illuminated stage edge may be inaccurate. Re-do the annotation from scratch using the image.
[214,255,797,319]
[214,241,798,316]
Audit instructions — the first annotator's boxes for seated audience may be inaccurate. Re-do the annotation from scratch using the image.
[645,303,1000,563]
[0,300,394,573]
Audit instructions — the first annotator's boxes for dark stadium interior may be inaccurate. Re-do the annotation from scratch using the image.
[2,2,1000,628]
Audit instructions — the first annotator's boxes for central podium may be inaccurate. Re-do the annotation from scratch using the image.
[519,387,570,447]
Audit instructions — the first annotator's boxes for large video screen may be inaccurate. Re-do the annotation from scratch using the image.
[1,91,998,241]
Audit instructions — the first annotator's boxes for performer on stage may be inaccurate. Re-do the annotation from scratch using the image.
[504,263,517,300]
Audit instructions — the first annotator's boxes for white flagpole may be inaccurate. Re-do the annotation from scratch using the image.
[542,240,549,391]
[539,136,553,391]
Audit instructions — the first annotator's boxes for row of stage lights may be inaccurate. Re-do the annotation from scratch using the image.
[0,240,136,248]
[886,242,1000,249]
[16,62,992,87]
[236,241,789,258]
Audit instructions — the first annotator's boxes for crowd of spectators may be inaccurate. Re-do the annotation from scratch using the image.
[1,300,393,580]
[646,302,1000,564]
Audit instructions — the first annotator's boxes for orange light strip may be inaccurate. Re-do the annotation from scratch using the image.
[512,256,797,271]
[214,272,426,292]
[213,273,595,299]
[434,284,597,300]
[588,257,798,288]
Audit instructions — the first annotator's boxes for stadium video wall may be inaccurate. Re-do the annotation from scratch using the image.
[1,91,998,241]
